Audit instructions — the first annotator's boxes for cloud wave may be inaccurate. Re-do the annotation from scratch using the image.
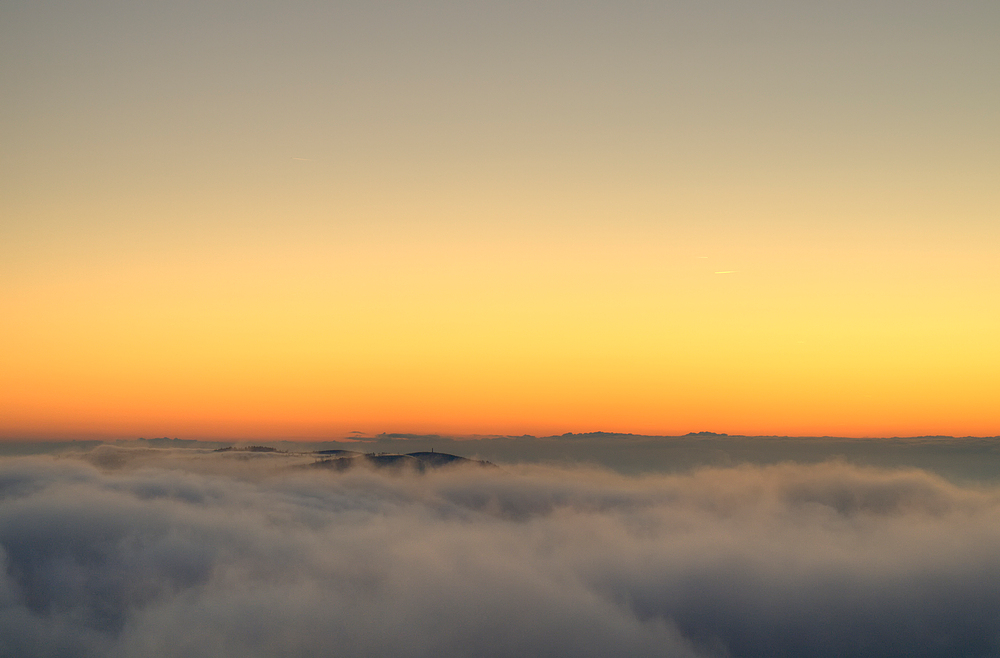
[2,450,1000,657]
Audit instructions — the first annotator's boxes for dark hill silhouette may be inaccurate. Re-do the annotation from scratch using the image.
[213,445,285,453]
[310,451,494,473]
[405,451,473,467]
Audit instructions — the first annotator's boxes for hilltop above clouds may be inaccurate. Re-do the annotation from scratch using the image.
[9,432,997,483]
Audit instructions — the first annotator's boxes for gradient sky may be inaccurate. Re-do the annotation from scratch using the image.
[3,0,998,439]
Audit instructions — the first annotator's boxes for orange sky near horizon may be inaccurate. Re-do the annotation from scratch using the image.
[3,0,998,440]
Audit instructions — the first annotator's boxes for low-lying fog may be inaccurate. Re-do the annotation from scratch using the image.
[3,443,1000,657]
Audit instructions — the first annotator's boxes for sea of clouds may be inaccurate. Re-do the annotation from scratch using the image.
[2,446,1000,658]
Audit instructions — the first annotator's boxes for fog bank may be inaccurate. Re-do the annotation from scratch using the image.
[2,449,1000,657]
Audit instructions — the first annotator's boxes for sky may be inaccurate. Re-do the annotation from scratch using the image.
[3,0,998,439]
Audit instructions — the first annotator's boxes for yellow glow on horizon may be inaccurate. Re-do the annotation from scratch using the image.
[3,210,997,439]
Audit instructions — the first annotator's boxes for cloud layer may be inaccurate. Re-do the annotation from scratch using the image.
[2,449,1000,657]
